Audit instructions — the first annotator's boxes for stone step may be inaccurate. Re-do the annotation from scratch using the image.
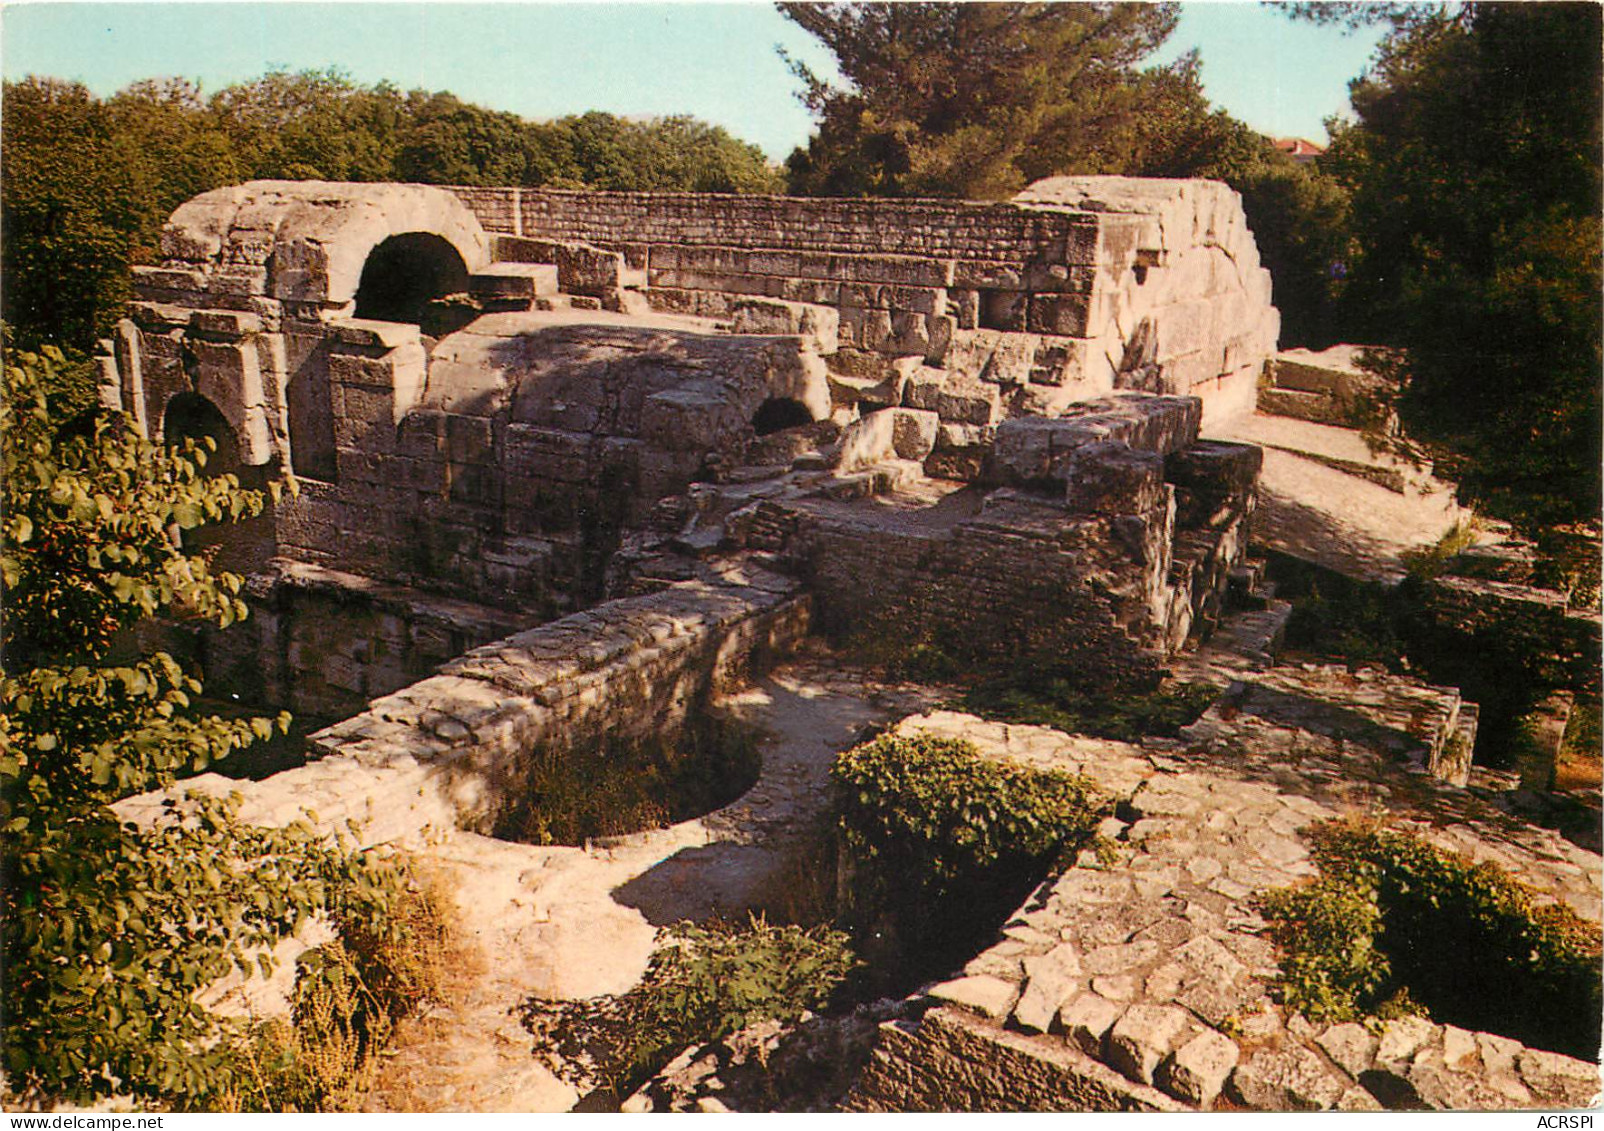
[816,459,924,501]
[469,262,561,300]
[1168,598,1290,684]
[1226,663,1472,786]
[1257,386,1350,427]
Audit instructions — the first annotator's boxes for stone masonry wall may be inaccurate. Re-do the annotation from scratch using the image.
[713,395,1261,683]
[449,179,1279,426]
[116,563,810,843]
[202,560,543,721]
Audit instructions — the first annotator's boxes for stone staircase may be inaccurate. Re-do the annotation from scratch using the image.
[1257,345,1395,432]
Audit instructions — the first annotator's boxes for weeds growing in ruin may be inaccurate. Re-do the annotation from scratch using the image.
[495,715,762,846]
[962,676,1218,743]
[1259,818,1602,1059]
[523,915,859,1103]
[226,869,455,1112]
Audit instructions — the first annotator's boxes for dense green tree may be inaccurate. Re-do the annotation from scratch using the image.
[778,1,1189,198]
[0,346,406,1104]
[210,69,406,182]
[1309,2,1602,524]
[395,90,537,186]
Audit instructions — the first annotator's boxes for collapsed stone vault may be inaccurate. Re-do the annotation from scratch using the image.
[101,178,1600,1111]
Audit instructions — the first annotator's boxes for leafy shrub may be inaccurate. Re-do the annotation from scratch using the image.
[525,916,859,1098]
[0,347,425,1108]
[832,732,1105,987]
[1260,819,1602,1058]
[962,676,1217,743]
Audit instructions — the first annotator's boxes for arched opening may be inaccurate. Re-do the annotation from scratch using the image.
[162,392,271,569]
[353,232,470,325]
[163,392,239,476]
[752,396,814,436]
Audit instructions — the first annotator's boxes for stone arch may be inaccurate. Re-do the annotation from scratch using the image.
[267,186,488,307]
[353,232,470,325]
[160,181,490,308]
[162,391,240,475]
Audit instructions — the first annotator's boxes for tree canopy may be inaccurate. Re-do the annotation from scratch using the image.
[0,69,781,352]
[1315,2,1602,525]
[778,2,1203,198]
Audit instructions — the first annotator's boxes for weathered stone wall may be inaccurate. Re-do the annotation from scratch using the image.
[117,564,810,841]
[105,178,1279,614]
[202,560,542,721]
[450,178,1278,426]
[711,396,1260,682]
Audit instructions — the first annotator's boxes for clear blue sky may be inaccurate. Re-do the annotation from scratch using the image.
[2,2,1388,160]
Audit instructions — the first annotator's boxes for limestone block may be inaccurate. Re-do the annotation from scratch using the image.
[1316,1022,1378,1079]
[639,381,744,453]
[945,329,1039,387]
[133,265,210,294]
[1228,1046,1345,1111]
[207,268,270,299]
[1028,293,1092,338]
[1058,993,1125,1058]
[1165,440,1262,530]
[949,288,980,329]
[327,318,423,352]
[729,297,840,354]
[1375,1017,1437,1067]
[1108,1004,1191,1085]
[189,309,263,338]
[1150,298,1218,361]
[952,261,1026,290]
[1060,443,1166,515]
[890,408,940,462]
[555,241,623,298]
[1516,1049,1602,1107]
[469,262,559,300]
[763,341,832,423]
[835,408,897,474]
[1158,1029,1239,1106]
[189,339,271,462]
[1012,948,1085,1034]
[926,975,1018,1022]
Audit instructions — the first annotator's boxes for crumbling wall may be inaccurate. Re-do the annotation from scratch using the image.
[116,565,810,843]
[202,560,541,721]
[450,179,1278,429]
[709,395,1261,684]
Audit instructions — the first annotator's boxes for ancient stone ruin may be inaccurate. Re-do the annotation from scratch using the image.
[103,178,1599,1112]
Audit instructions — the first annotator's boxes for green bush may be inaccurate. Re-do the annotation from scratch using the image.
[525,916,859,1098]
[832,731,1105,986]
[1260,819,1602,1058]
[0,346,430,1109]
